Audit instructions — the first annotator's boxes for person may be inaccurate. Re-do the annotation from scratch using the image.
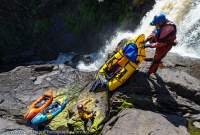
[76,99,96,131]
[144,13,177,76]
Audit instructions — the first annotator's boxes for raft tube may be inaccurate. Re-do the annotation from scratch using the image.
[96,34,146,91]
[31,96,67,125]
[24,90,53,121]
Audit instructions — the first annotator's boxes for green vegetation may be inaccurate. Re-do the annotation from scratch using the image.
[110,95,134,115]
[188,120,200,135]
[0,0,154,70]
[34,19,52,34]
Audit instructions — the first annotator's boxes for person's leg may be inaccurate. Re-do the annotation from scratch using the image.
[148,45,172,75]
[84,120,88,131]
[148,59,160,75]
[91,116,95,124]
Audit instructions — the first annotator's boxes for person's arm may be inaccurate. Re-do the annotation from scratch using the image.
[144,32,157,43]
[81,99,93,111]
[85,114,93,119]
[82,98,92,106]
[149,42,168,48]
[86,111,96,119]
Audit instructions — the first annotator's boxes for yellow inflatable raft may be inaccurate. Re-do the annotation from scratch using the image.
[94,34,146,91]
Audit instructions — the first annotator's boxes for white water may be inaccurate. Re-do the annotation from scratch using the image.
[171,0,200,58]
[77,32,135,71]
[78,0,200,71]
[49,52,76,64]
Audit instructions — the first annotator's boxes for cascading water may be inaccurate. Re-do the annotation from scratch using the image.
[77,32,135,71]
[171,0,200,58]
[77,0,200,71]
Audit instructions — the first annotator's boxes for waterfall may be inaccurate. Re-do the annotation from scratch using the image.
[77,0,200,71]
[171,0,200,58]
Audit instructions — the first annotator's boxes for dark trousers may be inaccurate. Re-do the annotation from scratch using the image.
[148,45,172,74]
[83,117,94,131]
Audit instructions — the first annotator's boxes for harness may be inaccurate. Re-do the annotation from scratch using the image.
[154,21,177,44]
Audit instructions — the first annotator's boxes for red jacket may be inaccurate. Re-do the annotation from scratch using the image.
[148,21,177,48]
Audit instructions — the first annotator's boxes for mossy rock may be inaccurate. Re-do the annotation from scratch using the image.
[67,99,104,134]
[110,94,134,115]
[46,91,69,130]
[188,119,200,135]
[67,110,104,134]
[67,89,108,134]
[89,111,104,134]
[119,100,133,109]
[46,85,82,130]
[67,117,85,132]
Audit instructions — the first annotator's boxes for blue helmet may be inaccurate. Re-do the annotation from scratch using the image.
[150,13,167,26]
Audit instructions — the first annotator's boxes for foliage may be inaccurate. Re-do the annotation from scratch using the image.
[188,119,200,135]
[110,95,134,116]
[0,0,154,70]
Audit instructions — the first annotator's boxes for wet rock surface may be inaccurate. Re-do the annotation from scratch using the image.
[0,118,36,135]
[103,52,200,135]
[0,52,200,134]
[102,108,188,135]
[108,52,200,115]
[0,64,94,134]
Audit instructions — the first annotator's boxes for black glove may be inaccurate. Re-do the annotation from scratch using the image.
[92,111,96,116]
[143,43,151,48]
[172,41,178,46]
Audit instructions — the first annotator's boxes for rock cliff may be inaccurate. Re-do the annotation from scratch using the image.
[0,52,200,134]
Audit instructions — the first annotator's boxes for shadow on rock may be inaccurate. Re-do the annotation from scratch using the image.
[148,74,179,112]
[109,70,200,128]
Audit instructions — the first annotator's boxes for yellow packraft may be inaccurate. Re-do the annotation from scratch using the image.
[96,34,146,91]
